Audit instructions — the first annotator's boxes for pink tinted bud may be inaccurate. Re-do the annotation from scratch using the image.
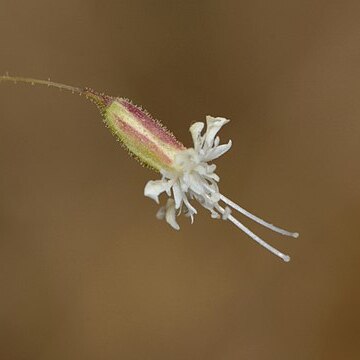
[84,88,186,172]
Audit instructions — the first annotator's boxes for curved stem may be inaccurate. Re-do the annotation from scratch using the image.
[0,74,83,94]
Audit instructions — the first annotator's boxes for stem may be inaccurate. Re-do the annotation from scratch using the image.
[0,73,112,112]
[0,74,83,94]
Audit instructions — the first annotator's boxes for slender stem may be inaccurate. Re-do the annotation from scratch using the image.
[220,194,299,238]
[0,74,111,111]
[0,74,83,94]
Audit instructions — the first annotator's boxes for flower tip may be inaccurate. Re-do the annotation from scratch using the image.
[206,116,231,129]
[189,122,205,132]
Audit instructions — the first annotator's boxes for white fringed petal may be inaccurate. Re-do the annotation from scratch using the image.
[204,116,230,148]
[203,140,232,162]
[164,199,180,230]
[172,182,183,209]
[189,122,204,151]
[144,179,169,204]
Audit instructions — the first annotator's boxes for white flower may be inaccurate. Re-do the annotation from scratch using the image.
[144,116,298,262]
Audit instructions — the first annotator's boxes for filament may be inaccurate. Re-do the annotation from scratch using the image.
[217,204,290,262]
[220,194,299,238]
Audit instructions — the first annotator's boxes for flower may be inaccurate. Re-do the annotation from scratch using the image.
[144,116,231,224]
[143,115,298,262]
[0,74,299,262]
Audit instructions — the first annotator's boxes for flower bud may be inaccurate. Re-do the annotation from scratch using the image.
[85,88,185,172]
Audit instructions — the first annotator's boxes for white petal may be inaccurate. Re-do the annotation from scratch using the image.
[183,195,197,216]
[172,182,183,209]
[144,180,169,204]
[165,199,180,230]
[204,116,230,148]
[189,122,204,150]
[203,140,232,161]
[206,173,220,182]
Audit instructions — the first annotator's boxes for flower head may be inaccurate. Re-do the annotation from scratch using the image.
[143,115,299,262]
[0,74,299,262]
[144,116,232,224]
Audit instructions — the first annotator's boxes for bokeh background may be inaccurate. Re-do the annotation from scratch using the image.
[0,1,359,359]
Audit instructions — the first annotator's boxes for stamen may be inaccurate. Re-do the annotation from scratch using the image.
[220,194,299,238]
[217,205,290,262]
[0,74,83,95]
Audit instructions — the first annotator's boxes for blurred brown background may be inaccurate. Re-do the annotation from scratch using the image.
[0,1,359,359]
